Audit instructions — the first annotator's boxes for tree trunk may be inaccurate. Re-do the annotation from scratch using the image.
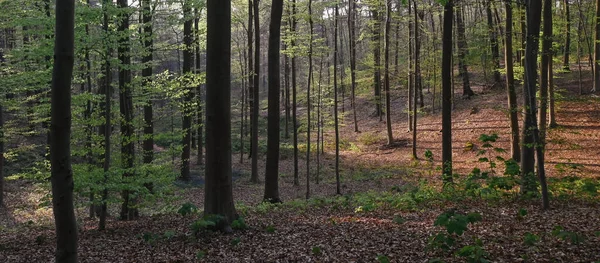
[118,0,137,221]
[291,0,299,186]
[504,1,521,162]
[0,104,3,207]
[442,0,454,183]
[142,0,154,180]
[384,0,393,145]
[456,4,474,98]
[305,0,313,200]
[372,8,382,118]
[50,0,78,260]
[486,0,502,86]
[522,0,549,210]
[594,0,600,92]
[264,0,284,203]
[181,1,194,182]
[98,0,112,231]
[196,13,204,165]
[412,0,420,158]
[251,0,260,183]
[334,3,341,195]
[204,0,238,230]
[563,0,571,71]
[349,0,359,133]
[539,0,552,141]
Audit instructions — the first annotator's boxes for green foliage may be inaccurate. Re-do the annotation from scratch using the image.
[516,208,528,220]
[265,225,276,233]
[392,216,406,225]
[357,132,382,146]
[177,202,198,216]
[552,226,585,245]
[231,237,241,246]
[191,214,225,236]
[429,210,482,251]
[312,246,322,256]
[523,232,539,246]
[231,217,247,230]
[377,255,390,263]
[456,239,490,263]
[196,250,206,259]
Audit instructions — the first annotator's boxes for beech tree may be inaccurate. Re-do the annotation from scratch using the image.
[504,0,520,162]
[264,0,284,203]
[49,0,77,261]
[204,0,237,229]
[441,0,453,183]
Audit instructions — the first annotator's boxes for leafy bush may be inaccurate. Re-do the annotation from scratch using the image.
[177,202,198,216]
[191,214,225,236]
[523,232,539,246]
[231,217,247,230]
[429,210,482,251]
[456,239,490,263]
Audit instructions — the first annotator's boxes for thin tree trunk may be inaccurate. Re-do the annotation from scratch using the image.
[539,0,552,141]
[251,0,260,183]
[412,0,420,158]
[98,0,112,231]
[181,1,194,182]
[456,4,474,98]
[504,1,521,162]
[50,0,78,260]
[486,0,502,86]
[334,3,341,196]
[142,0,154,172]
[306,0,313,200]
[264,0,284,203]
[196,12,204,165]
[372,7,382,118]
[291,0,299,186]
[594,0,600,92]
[383,0,393,145]
[408,3,414,131]
[349,0,359,133]
[563,0,571,71]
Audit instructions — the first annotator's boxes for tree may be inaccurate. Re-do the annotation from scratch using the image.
[383,0,393,145]
[411,0,420,158]
[594,0,600,93]
[456,3,474,98]
[371,4,382,118]
[486,0,502,86]
[334,3,341,195]
[142,0,153,166]
[539,0,552,141]
[204,0,237,230]
[349,0,359,133]
[305,0,313,199]
[563,0,571,71]
[117,0,137,220]
[49,0,78,261]
[291,0,299,186]
[504,0,520,162]
[181,0,194,181]
[442,0,453,183]
[264,0,284,203]
[250,0,260,183]
[521,0,549,210]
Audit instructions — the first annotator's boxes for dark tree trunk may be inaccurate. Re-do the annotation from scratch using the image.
[181,1,193,181]
[204,0,238,230]
[372,8,382,118]
[456,4,474,98]
[334,3,341,195]
[563,0,571,71]
[291,0,299,186]
[251,0,260,183]
[50,0,78,260]
[412,0,420,158]
[539,0,552,141]
[118,0,137,220]
[98,0,112,231]
[408,2,414,132]
[142,0,153,166]
[594,0,600,92]
[264,0,284,203]
[486,0,502,86]
[349,0,359,133]
[305,0,313,199]
[442,0,454,183]
[522,0,549,210]
[384,0,393,145]
[504,1,521,162]
[195,11,204,165]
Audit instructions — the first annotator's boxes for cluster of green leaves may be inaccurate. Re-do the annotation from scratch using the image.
[429,209,482,250]
[190,214,225,236]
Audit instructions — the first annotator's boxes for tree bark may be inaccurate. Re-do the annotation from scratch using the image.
[539,0,552,141]
[181,0,194,181]
[442,0,454,183]
[334,3,341,195]
[50,0,78,261]
[384,0,393,145]
[142,0,153,166]
[504,1,521,162]
[486,0,502,86]
[291,0,299,186]
[251,0,260,183]
[349,0,359,133]
[563,0,571,71]
[371,7,382,118]
[456,4,474,98]
[98,0,112,231]
[264,0,284,203]
[305,0,313,199]
[204,0,238,229]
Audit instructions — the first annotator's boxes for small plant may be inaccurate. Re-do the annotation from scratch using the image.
[177,202,198,216]
[265,225,276,233]
[377,254,390,263]
[163,230,176,240]
[196,250,206,259]
[231,237,241,246]
[429,210,482,251]
[312,246,322,256]
[231,217,247,230]
[523,232,539,246]
[516,208,528,221]
[191,214,225,236]
[456,239,490,263]
[552,226,585,245]
[393,216,406,225]
[141,232,159,245]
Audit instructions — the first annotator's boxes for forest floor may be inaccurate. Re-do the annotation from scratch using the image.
[2,69,600,262]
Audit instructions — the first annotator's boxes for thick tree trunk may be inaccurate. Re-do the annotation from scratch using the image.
[504,1,521,162]
[522,0,549,210]
[50,0,78,261]
[117,0,137,221]
[264,0,284,203]
[181,1,194,181]
[456,4,474,98]
[204,0,238,230]
[251,0,260,183]
[442,0,454,183]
